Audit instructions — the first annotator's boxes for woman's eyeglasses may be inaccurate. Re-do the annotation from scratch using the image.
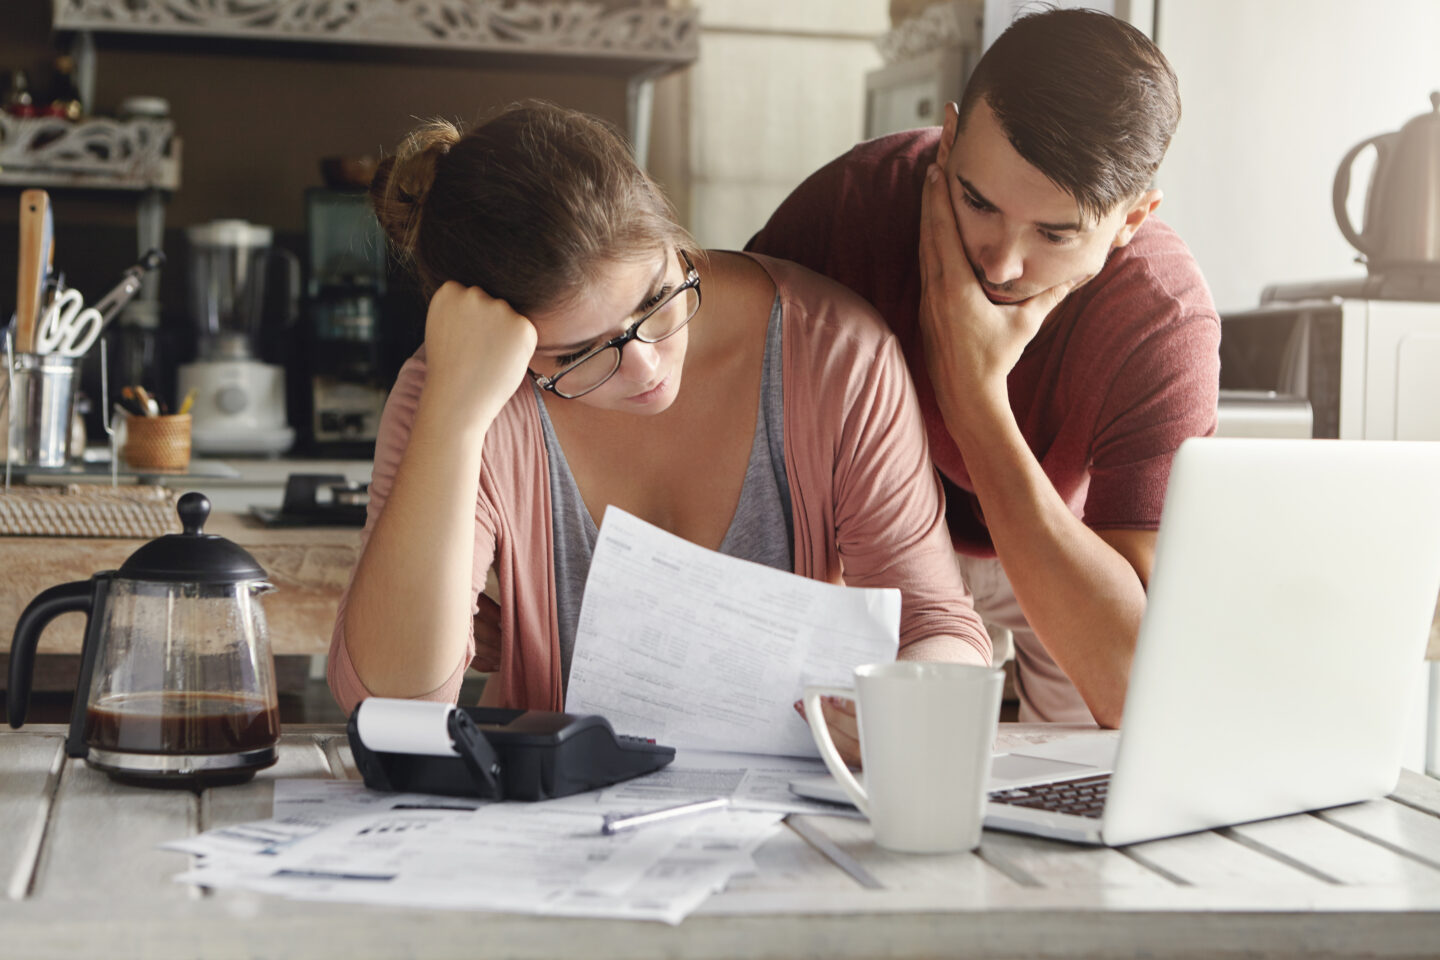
[531,250,701,400]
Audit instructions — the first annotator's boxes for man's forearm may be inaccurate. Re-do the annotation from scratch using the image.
[943,392,1145,727]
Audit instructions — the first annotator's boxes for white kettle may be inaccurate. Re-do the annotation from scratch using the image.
[1333,92,1440,273]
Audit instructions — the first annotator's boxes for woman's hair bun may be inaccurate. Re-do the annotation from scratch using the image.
[369,120,462,256]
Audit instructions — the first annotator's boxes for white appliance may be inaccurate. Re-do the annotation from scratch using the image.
[1221,278,1440,444]
[178,358,292,455]
[179,219,296,456]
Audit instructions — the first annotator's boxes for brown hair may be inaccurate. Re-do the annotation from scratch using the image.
[371,101,693,314]
[957,7,1180,224]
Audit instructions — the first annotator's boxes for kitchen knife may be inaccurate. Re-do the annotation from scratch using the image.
[14,189,51,354]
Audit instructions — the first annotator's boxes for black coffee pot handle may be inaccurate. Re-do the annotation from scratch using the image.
[7,580,96,729]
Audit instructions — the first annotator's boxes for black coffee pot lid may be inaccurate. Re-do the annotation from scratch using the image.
[118,492,268,583]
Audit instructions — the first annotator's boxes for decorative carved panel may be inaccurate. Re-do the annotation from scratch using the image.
[52,0,699,64]
[877,1,980,64]
[0,115,179,190]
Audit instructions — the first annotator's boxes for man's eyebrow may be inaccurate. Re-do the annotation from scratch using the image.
[536,257,670,355]
[955,174,1082,233]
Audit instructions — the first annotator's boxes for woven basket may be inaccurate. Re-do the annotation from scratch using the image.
[122,413,192,472]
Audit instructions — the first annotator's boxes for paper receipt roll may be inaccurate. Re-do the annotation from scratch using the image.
[354,698,459,756]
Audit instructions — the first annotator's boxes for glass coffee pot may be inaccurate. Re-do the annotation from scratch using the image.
[7,492,281,786]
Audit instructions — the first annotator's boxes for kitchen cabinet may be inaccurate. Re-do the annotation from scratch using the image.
[0,111,180,303]
[49,0,698,168]
[0,509,359,661]
[864,0,979,140]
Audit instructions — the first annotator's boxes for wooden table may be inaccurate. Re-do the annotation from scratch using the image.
[0,513,360,662]
[4,724,1440,959]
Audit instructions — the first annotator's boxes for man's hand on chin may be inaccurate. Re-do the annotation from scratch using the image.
[917,162,1082,415]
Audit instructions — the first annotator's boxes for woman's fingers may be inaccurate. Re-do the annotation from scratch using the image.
[794,696,862,769]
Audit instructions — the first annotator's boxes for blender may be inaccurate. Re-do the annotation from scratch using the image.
[177,219,297,455]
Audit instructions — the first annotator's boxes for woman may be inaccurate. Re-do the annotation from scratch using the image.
[328,102,988,758]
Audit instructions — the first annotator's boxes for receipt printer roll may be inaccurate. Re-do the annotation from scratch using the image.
[347,698,676,801]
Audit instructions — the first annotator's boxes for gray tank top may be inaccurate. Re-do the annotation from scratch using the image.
[535,296,792,690]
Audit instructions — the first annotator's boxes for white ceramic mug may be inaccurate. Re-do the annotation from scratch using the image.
[804,661,1004,854]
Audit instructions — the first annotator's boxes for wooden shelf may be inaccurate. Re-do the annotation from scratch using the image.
[0,114,180,191]
[51,0,699,81]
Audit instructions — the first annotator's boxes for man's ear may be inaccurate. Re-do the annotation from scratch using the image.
[936,101,961,168]
[1112,188,1163,249]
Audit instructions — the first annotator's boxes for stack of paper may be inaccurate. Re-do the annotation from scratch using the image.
[172,781,783,924]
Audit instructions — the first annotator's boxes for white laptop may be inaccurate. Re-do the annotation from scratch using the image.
[796,438,1440,846]
[991,437,1440,845]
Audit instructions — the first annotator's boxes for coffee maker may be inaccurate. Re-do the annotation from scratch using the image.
[177,220,297,456]
[299,188,388,456]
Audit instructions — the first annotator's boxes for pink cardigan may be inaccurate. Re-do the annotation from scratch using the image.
[329,254,989,714]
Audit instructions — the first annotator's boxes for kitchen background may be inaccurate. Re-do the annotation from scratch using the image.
[2,0,1438,754]
[5,0,1437,454]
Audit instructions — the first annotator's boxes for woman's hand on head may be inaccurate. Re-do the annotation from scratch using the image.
[422,281,538,432]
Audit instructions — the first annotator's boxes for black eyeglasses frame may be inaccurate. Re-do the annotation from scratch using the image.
[530,250,701,400]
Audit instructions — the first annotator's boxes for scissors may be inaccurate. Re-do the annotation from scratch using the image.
[35,286,104,357]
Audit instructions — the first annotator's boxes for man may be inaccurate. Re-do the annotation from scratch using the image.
[750,8,1220,732]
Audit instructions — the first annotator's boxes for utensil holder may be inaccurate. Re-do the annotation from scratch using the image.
[2,351,82,468]
[121,413,191,472]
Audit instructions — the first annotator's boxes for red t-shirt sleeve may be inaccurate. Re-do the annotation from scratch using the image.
[1083,308,1221,531]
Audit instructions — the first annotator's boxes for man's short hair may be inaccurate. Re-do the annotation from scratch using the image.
[958,6,1180,225]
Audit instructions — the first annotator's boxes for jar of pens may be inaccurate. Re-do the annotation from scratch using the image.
[3,189,165,485]
[116,384,194,473]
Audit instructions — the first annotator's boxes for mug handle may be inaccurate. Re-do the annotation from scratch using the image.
[802,685,870,817]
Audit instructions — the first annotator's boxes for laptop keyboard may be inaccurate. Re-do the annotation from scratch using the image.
[989,773,1111,819]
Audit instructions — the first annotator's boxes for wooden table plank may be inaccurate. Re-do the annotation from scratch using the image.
[1318,798,1440,869]
[1121,824,1328,887]
[0,732,63,900]
[1394,768,1440,817]
[30,758,199,902]
[783,814,1024,894]
[721,822,862,894]
[975,827,1175,889]
[1227,809,1440,886]
[199,734,335,833]
[320,732,359,780]
[5,896,1440,960]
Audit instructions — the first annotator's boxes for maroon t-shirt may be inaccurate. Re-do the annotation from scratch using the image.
[747,128,1221,556]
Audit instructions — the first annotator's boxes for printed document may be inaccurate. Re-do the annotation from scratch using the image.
[174,797,783,924]
[565,506,900,758]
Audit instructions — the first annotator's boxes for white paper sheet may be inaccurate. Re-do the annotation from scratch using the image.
[565,506,900,758]
[164,782,489,859]
[174,795,783,924]
[544,748,863,817]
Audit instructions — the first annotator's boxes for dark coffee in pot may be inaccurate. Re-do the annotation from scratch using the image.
[84,691,280,755]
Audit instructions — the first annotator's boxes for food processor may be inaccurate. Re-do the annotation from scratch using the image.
[177,219,297,455]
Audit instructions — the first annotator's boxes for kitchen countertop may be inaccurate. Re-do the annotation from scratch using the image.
[0,510,359,659]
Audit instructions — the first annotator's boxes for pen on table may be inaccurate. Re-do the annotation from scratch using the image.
[600,797,729,836]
